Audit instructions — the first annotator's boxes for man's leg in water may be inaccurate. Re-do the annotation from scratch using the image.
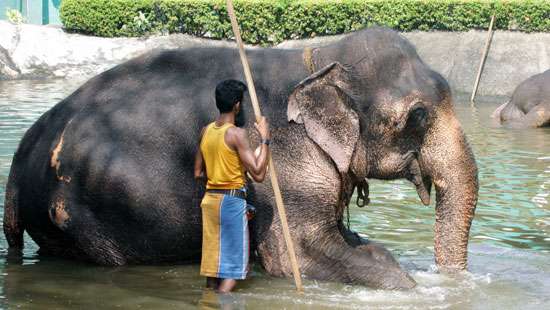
[206,277,220,289]
[217,279,237,293]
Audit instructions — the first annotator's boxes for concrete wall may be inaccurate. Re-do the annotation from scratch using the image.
[405,31,550,97]
[279,31,550,97]
[1,21,549,97]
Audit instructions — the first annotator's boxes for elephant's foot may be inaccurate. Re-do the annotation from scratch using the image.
[309,231,415,289]
[340,226,416,288]
[258,226,416,290]
[6,246,23,264]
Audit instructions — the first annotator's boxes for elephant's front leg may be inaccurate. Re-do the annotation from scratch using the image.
[299,226,416,289]
[255,218,416,289]
[340,225,402,267]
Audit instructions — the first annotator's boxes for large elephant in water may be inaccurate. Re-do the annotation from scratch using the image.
[3,28,478,289]
[492,69,550,128]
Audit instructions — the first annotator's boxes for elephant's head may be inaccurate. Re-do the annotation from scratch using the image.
[287,28,478,272]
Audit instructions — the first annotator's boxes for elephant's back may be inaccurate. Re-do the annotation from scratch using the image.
[12,50,214,186]
[57,50,240,174]
[46,49,238,198]
[511,69,550,112]
[57,46,303,145]
[53,47,307,164]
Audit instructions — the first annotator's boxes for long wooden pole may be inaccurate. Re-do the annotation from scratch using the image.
[225,0,303,292]
[470,14,496,104]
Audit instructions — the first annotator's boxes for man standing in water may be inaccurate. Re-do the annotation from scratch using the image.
[194,80,270,293]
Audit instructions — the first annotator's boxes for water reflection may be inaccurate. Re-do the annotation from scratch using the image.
[1,259,207,308]
[199,290,246,310]
[2,246,547,309]
[532,158,549,207]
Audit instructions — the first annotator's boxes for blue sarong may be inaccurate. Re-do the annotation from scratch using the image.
[200,192,249,279]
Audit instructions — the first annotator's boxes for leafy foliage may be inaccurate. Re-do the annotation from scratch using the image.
[60,0,550,45]
[6,8,25,24]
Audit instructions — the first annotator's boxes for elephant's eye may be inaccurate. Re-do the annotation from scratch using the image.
[406,106,428,129]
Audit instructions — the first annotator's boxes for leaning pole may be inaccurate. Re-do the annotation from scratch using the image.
[225,0,304,292]
[470,14,496,104]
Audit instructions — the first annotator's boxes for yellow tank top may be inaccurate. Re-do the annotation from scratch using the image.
[200,122,246,190]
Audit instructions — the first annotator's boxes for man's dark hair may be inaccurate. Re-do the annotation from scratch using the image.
[215,80,247,113]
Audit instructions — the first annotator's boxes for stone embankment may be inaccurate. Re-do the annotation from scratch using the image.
[1,21,549,97]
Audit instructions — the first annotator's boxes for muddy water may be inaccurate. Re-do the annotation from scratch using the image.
[0,80,548,309]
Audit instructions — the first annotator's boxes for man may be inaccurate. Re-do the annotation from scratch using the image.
[194,79,270,293]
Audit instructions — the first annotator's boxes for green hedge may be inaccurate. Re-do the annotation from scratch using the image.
[60,0,550,45]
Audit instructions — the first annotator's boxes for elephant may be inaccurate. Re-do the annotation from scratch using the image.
[492,69,550,128]
[3,27,478,289]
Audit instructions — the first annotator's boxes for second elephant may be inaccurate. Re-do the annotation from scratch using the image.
[492,69,550,128]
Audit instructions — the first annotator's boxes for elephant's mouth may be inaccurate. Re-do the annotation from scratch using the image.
[355,155,431,208]
[405,157,432,206]
[392,150,432,206]
[353,145,433,208]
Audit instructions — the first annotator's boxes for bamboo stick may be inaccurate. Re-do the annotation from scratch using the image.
[471,14,496,104]
[225,0,304,293]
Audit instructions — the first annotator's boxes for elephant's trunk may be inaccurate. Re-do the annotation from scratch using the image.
[420,105,478,271]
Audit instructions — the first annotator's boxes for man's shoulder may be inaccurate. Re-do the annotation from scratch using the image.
[226,126,246,137]
[226,126,247,147]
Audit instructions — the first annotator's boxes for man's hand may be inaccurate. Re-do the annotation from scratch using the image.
[254,116,270,140]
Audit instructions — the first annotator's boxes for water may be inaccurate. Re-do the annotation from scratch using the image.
[0,79,549,309]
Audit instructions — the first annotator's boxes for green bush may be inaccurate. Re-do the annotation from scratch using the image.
[6,8,26,24]
[60,0,550,45]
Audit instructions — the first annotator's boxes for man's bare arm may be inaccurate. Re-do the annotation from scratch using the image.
[233,130,269,182]
[194,127,207,180]
[228,117,270,182]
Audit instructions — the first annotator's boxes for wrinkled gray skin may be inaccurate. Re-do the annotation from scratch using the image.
[492,69,550,128]
[4,28,478,290]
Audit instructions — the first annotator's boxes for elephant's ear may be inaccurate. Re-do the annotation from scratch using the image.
[287,62,360,173]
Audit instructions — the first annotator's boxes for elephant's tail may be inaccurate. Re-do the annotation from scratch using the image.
[3,166,24,249]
